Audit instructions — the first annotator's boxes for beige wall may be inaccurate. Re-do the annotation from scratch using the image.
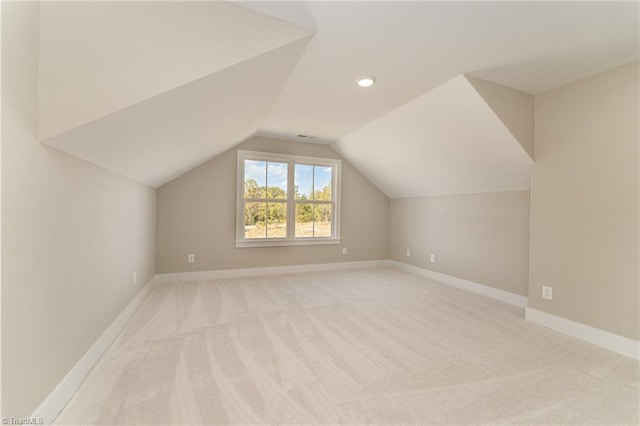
[390,191,531,296]
[1,2,157,417]
[530,60,639,340]
[156,137,389,273]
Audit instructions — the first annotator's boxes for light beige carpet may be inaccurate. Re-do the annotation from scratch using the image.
[55,267,639,425]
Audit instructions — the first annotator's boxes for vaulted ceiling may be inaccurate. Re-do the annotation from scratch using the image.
[39,1,639,195]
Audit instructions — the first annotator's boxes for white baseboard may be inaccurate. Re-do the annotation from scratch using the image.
[154,259,391,284]
[525,308,640,360]
[31,277,157,425]
[389,261,528,309]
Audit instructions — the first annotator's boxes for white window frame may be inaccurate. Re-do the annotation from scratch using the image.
[236,150,342,248]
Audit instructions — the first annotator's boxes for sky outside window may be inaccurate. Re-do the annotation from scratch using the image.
[295,164,332,199]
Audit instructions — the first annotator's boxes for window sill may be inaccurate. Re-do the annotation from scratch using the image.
[235,238,341,248]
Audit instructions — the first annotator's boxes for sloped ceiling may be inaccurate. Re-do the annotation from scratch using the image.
[43,38,312,186]
[39,1,313,141]
[36,1,639,195]
[333,75,533,198]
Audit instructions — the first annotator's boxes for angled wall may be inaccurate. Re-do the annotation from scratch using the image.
[466,75,534,160]
[2,2,156,417]
[364,75,533,297]
[156,137,389,273]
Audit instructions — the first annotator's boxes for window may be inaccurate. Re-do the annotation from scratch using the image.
[236,150,341,247]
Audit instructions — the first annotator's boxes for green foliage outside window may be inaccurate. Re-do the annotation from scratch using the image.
[244,179,332,228]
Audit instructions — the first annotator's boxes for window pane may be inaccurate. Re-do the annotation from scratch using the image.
[244,160,266,199]
[314,204,332,237]
[294,164,313,200]
[238,151,341,246]
[244,202,266,239]
[294,203,332,238]
[266,202,287,238]
[314,166,332,201]
[267,162,287,199]
[295,203,314,237]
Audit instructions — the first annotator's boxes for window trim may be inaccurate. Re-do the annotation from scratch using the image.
[236,150,341,248]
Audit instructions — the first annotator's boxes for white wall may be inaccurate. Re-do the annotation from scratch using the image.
[529,60,639,341]
[1,2,156,417]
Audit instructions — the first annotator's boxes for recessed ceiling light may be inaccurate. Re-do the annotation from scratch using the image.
[357,76,376,88]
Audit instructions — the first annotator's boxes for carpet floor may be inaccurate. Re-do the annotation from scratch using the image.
[54,267,639,425]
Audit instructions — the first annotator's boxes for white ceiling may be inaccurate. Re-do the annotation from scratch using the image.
[38,1,639,196]
[247,1,639,142]
[39,1,313,141]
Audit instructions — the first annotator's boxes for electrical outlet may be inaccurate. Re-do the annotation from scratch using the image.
[188,254,195,263]
[342,248,347,255]
[406,249,411,257]
[542,285,553,300]
[430,254,436,263]
[133,272,137,284]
